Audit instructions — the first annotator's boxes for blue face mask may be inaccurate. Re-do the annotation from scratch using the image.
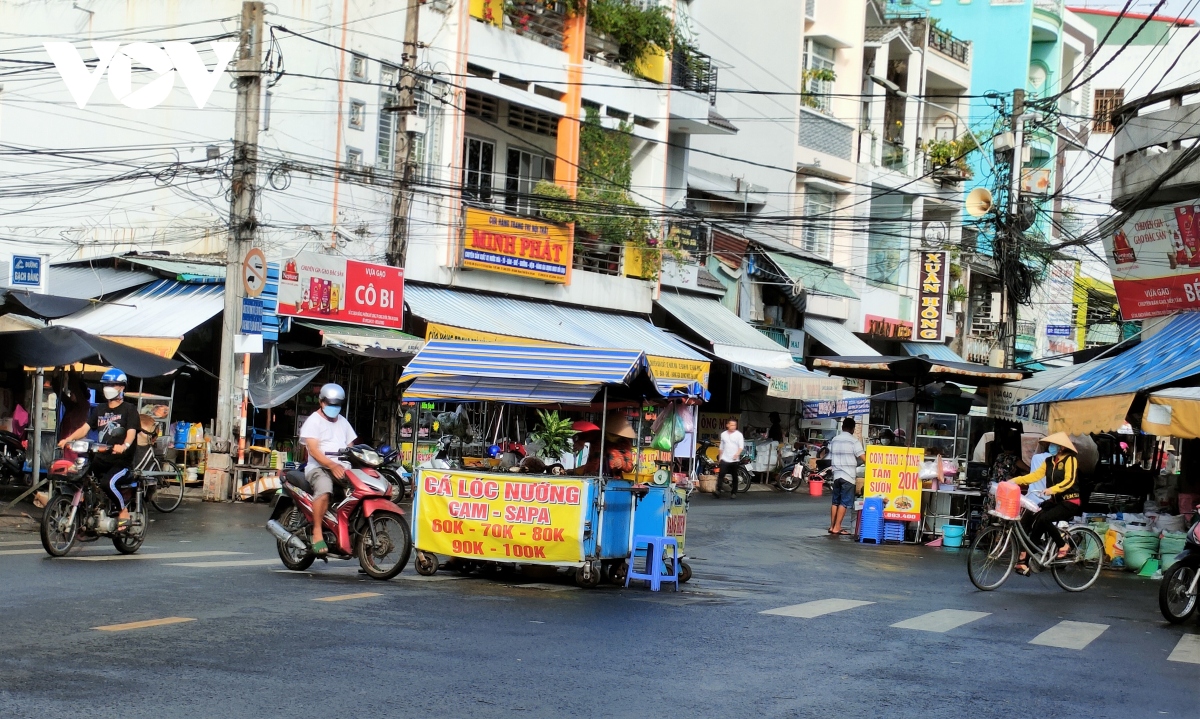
[1047,444,1060,457]
[322,405,341,419]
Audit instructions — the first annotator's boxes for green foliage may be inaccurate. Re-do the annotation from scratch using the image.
[801,67,837,110]
[530,410,578,460]
[923,134,978,177]
[948,284,969,303]
[588,0,677,73]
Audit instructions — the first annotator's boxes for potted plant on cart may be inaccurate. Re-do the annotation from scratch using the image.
[527,410,578,473]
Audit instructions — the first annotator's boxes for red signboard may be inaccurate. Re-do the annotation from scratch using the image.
[1106,201,1200,319]
[864,314,913,340]
[278,252,404,329]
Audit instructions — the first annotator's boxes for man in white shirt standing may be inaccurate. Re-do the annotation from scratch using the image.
[299,383,358,556]
[828,417,864,536]
[716,418,745,499]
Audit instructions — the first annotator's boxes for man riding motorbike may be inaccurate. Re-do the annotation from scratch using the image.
[56,368,139,529]
[299,383,357,557]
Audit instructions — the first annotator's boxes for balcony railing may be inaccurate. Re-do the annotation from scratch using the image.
[928,25,970,64]
[1016,320,1037,338]
[505,1,568,51]
[882,141,908,173]
[1034,0,1064,15]
[754,325,789,349]
[573,233,623,276]
[672,46,718,102]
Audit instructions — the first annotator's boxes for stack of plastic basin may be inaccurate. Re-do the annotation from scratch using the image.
[883,520,906,542]
[859,496,884,544]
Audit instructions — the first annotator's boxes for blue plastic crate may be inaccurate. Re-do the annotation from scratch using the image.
[883,520,906,542]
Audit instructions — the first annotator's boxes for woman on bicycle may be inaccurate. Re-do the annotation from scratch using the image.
[1012,433,1081,574]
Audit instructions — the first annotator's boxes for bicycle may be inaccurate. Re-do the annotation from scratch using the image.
[132,447,184,513]
[967,500,1104,592]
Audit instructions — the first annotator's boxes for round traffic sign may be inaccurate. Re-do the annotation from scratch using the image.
[242,248,267,298]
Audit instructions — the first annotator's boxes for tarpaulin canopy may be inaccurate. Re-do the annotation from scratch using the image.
[248,350,322,409]
[399,341,693,405]
[810,355,1023,386]
[1142,387,1200,438]
[0,326,182,377]
[0,289,92,319]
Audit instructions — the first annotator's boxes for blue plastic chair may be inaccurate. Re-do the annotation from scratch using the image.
[625,535,680,592]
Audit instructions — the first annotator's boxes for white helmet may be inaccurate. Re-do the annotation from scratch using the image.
[319,383,345,406]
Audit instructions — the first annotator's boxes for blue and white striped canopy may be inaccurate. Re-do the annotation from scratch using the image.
[401,341,650,404]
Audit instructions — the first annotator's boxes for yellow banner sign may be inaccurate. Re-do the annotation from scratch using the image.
[413,469,587,564]
[425,324,709,389]
[864,445,924,521]
[463,207,572,284]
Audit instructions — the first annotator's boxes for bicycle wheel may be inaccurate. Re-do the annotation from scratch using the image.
[1052,526,1104,592]
[149,459,184,513]
[967,524,1016,591]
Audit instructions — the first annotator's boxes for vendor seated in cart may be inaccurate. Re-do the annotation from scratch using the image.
[572,413,635,477]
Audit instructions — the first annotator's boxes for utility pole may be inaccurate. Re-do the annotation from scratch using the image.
[386,0,423,267]
[998,89,1026,369]
[217,1,264,440]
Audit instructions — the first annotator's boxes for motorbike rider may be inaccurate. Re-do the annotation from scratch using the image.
[299,383,357,556]
[56,368,139,528]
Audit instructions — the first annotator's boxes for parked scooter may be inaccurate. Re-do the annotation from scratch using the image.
[40,440,150,556]
[267,444,412,579]
[1159,502,1200,624]
[697,438,751,495]
[0,429,27,486]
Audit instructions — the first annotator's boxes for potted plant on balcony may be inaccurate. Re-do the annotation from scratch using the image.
[948,283,969,314]
[924,136,975,182]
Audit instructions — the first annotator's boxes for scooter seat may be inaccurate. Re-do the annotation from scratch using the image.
[285,470,311,494]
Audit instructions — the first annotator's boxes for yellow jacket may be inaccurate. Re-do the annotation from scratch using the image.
[1012,454,1079,502]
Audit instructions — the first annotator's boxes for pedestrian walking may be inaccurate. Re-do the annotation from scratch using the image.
[716,418,744,499]
[828,417,864,536]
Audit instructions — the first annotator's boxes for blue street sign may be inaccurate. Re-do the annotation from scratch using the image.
[1046,325,1073,337]
[241,297,264,335]
[10,255,42,287]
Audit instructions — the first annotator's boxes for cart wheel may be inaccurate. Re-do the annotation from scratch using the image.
[453,560,477,576]
[679,560,692,584]
[575,561,602,588]
[604,560,628,586]
[414,550,439,576]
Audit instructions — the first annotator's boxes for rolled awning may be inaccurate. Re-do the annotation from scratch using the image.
[811,355,1024,386]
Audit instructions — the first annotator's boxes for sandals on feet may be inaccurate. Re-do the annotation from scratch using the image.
[1014,564,1031,576]
[311,539,329,557]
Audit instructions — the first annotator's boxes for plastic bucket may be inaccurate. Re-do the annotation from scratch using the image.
[809,479,824,497]
[941,524,966,548]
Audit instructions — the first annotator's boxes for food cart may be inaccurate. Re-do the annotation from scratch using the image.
[400,341,705,587]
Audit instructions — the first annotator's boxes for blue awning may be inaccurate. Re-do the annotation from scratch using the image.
[1017,312,1200,406]
[902,342,967,364]
[401,341,670,404]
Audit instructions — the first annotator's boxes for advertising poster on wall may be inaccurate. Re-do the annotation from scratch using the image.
[1104,200,1200,318]
[864,445,924,521]
[463,207,572,284]
[914,251,947,342]
[278,252,404,329]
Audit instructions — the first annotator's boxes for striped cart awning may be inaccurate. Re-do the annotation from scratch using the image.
[400,341,656,405]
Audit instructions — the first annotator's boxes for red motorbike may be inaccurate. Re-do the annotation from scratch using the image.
[267,444,412,579]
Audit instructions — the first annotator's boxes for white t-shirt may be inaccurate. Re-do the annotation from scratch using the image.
[719,429,745,463]
[299,412,357,471]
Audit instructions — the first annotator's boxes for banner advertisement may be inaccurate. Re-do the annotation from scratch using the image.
[766,375,843,401]
[697,413,739,444]
[802,396,871,420]
[1104,200,1200,318]
[864,445,924,521]
[278,252,404,329]
[915,251,947,342]
[414,469,587,564]
[463,207,572,284]
[987,384,1050,434]
[864,314,913,340]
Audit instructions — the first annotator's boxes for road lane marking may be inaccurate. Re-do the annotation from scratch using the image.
[94,617,196,632]
[165,559,279,568]
[313,592,382,602]
[891,609,991,633]
[67,551,246,562]
[1168,634,1200,664]
[0,540,41,547]
[1,545,113,556]
[760,599,874,619]
[1029,621,1109,650]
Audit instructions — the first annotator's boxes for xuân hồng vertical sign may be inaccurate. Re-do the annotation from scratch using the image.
[916,251,946,342]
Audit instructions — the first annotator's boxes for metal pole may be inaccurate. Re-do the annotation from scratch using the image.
[595,387,608,561]
[386,0,423,267]
[31,368,43,496]
[1003,90,1025,370]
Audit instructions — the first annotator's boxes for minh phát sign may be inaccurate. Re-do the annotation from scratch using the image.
[463,207,572,284]
[915,251,947,342]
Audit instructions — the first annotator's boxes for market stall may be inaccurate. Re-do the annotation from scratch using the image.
[400,340,704,588]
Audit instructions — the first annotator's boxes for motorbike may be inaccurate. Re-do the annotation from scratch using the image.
[266,444,412,579]
[0,429,28,486]
[40,440,151,557]
[1159,504,1200,624]
[376,445,412,502]
[697,438,751,495]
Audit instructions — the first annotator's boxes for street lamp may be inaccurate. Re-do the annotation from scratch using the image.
[868,74,995,171]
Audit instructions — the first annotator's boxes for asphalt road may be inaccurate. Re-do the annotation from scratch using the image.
[0,490,1196,719]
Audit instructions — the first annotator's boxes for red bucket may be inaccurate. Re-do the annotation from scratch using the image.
[808,479,824,497]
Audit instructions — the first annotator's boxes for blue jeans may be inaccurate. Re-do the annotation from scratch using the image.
[830,478,855,508]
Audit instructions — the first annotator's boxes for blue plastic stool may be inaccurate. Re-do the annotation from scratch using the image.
[625,535,680,592]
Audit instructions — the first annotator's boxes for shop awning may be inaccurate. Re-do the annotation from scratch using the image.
[52,280,224,358]
[1143,387,1200,438]
[47,265,156,299]
[122,257,225,284]
[811,355,1024,386]
[403,285,710,390]
[0,326,182,377]
[902,342,966,363]
[400,341,657,405]
[766,253,859,300]
[296,320,424,356]
[804,317,879,357]
[0,290,92,319]
[657,291,787,355]
[1017,312,1200,406]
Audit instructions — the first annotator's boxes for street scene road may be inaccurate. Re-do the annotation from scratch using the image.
[2,492,1196,719]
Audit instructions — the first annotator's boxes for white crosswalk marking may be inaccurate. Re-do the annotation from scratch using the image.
[1029,621,1109,650]
[66,551,246,562]
[164,559,278,568]
[1168,634,1200,664]
[891,609,990,633]
[0,540,41,547]
[760,598,874,619]
[0,545,121,556]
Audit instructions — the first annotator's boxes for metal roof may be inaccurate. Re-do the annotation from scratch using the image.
[46,265,157,299]
[656,291,788,352]
[295,320,421,341]
[902,342,968,364]
[766,252,859,300]
[122,257,226,283]
[804,317,880,357]
[403,285,705,361]
[54,279,224,338]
